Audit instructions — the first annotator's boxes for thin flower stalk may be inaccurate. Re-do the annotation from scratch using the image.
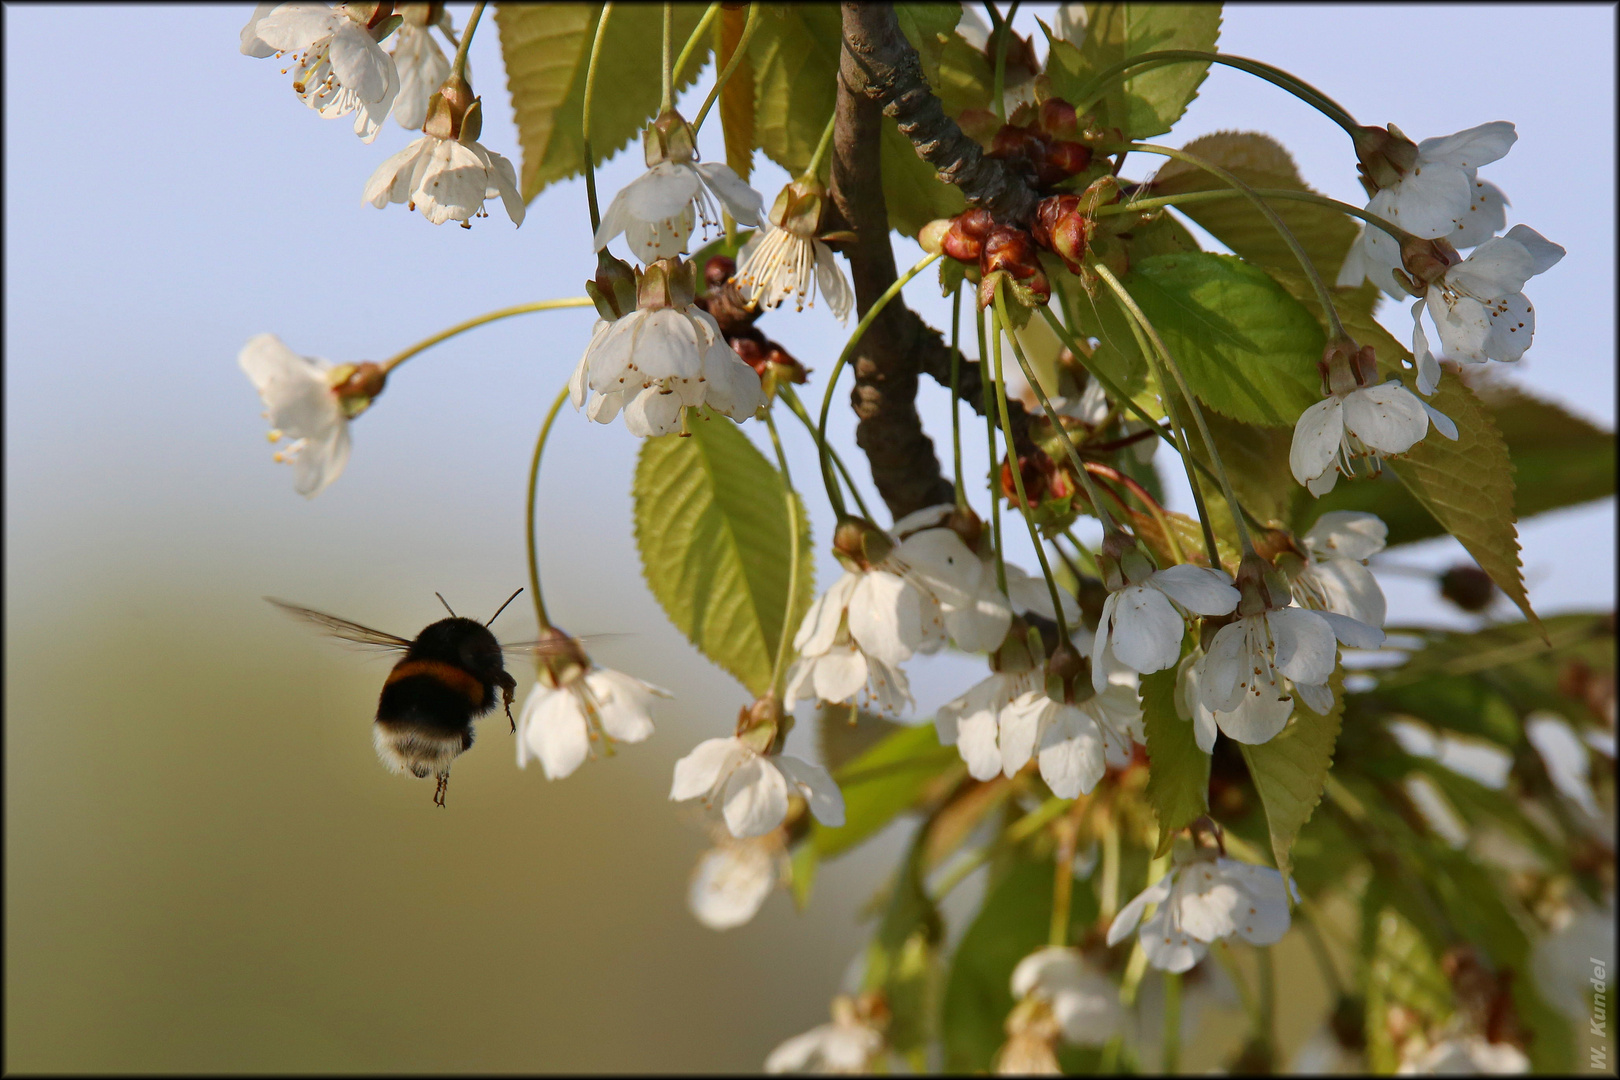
[950,284,966,509]
[777,384,874,523]
[1075,50,1358,135]
[449,1,483,80]
[526,386,571,632]
[660,2,674,113]
[581,3,614,233]
[381,298,594,374]
[977,303,1007,593]
[692,2,758,132]
[671,3,721,89]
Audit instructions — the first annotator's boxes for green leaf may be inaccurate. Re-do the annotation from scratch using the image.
[717,5,756,180]
[1125,252,1326,427]
[1199,410,1302,529]
[813,723,963,859]
[1067,4,1223,139]
[1148,131,1360,286]
[632,414,814,696]
[750,4,841,176]
[817,703,904,774]
[1362,896,1451,1072]
[1141,666,1210,856]
[864,827,944,1055]
[497,3,714,201]
[941,857,1100,1073]
[1238,669,1344,882]
[1473,378,1616,521]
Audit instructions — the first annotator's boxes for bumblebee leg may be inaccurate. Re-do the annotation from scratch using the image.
[433,772,449,808]
[503,685,516,733]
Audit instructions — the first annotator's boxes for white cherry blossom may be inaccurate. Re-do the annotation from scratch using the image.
[1106,853,1295,973]
[238,333,352,497]
[1290,379,1447,496]
[1093,562,1239,691]
[765,995,886,1074]
[688,830,786,931]
[1287,511,1389,630]
[671,737,844,839]
[735,222,854,324]
[1409,224,1565,392]
[1009,948,1126,1047]
[935,668,1042,780]
[1396,1035,1529,1075]
[515,665,666,779]
[389,22,450,130]
[363,132,525,227]
[998,673,1143,797]
[248,2,400,143]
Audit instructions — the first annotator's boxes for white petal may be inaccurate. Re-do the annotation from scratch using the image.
[1449,179,1508,249]
[1171,859,1242,942]
[1450,233,1539,299]
[1104,585,1187,676]
[1290,397,1344,486]
[1216,858,1293,945]
[1106,873,1174,946]
[1412,300,1443,396]
[1213,691,1294,745]
[1266,607,1338,685]
[1343,382,1430,455]
[326,19,394,104]
[895,528,982,607]
[1483,291,1536,364]
[624,386,686,437]
[1294,680,1334,715]
[848,571,921,666]
[1306,559,1387,628]
[796,572,858,655]
[1429,289,1492,363]
[721,755,791,838]
[696,161,765,226]
[1149,565,1240,616]
[813,645,869,704]
[814,241,854,323]
[998,691,1048,777]
[1196,620,1250,713]
[689,842,776,930]
[520,685,590,779]
[775,755,846,827]
[1139,901,1205,973]
[1303,511,1387,561]
[1389,163,1473,239]
[700,340,764,420]
[1503,224,1565,276]
[670,737,745,801]
[1417,121,1516,171]
[1318,610,1385,650]
[583,667,663,742]
[1037,705,1107,798]
[239,2,281,56]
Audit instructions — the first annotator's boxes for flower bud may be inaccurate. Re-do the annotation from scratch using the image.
[769,178,826,238]
[941,208,996,263]
[736,695,783,752]
[832,517,892,571]
[704,255,736,290]
[1038,98,1078,139]
[918,218,953,256]
[587,250,639,321]
[328,361,388,418]
[1439,563,1497,613]
[982,226,1040,278]
[1031,194,1079,251]
[423,72,476,141]
[1234,552,1290,617]
[1400,233,1460,288]
[1351,123,1420,197]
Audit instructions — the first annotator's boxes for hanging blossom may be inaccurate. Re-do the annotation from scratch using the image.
[734,178,854,324]
[784,512,1002,713]
[243,2,400,143]
[570,255,764,437]
[1407,224,1565,393]
[514,631,667,780]
[687,827,788,931]
[936,627,1045,781]
[363,74,525,228]
[1091,532,1239,692]
[238,333,384,497]
[595,109,764,265]
[1005,948,1126,1056]
[1001,668,1144,798]
[1106,850,1296,973]
[670,703,844,839]
[1191,554,1381,746]
[765,994,889,1074]
[1291,339,1455,497]
[388,18,451,130]
[1342,122,1516,295]
[1282,511,1389,631]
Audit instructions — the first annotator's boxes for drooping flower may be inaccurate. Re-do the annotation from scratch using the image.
[765,994,888,1074]
[595,110,764,264]
[670,736,844,839]
[688,828,787,931]
[1008,948,1126,1047]
[247,2,400,143]
[1409,224,1565,392]
[886,504,1026,652]
[936,666,1042,781]
[1283,511,1389,630]
[389,20,451,130]
[239,333,384,497]
[734,179,854,323]
[514,632,667,779]
[1000,673,1143,798]
[1106,852,1295,973]
[1290,341,1454,497]
[571,257,764,437]
[362,74,524,228]
[1092,534,1239,691]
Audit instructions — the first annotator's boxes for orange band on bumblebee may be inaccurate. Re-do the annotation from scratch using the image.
[385,659,486,706]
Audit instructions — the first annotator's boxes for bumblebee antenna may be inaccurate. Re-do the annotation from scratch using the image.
[435,592,457,617]
[485,587,524,627]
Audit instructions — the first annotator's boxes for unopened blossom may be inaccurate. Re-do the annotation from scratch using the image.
[1285,512,1389,630]
[765,995,887,1074]
[1290,342,1453,497]
[671,736,844,839]
[735,180,853,323]
[999,672,1143,798]
[1409,224,1565,392]
[571,259,764,437]
[1009,948,1126,1047]
[515,647,667,779]
[1106,853,1295,973]
[595,110,764,264]
[1345,122,1517,294]
[1092,538,1239,691]
[389,21,451,130]
[239,333,382,497]
[1396,1035,1529,1075]
[247,2,400,143]
[688,829,787,930]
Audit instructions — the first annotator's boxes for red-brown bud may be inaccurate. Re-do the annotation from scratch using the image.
[1031,194,1079,250]
[941,208,996,263]
[1439,563,1497,613]
[981,226,1041,279]
[1038,98,1078,139]
[1000,450,1057,507]
[1400,233,1461,288]
[1046,140,1094,177]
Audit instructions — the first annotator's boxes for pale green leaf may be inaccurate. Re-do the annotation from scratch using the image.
[813,723,962,859]
[632,414,814,696]
[749,4,841,176]
[1141,666,1210,857]
[1238,669,1344,883]
[1062,4,1223,139]
[497,3,712,201]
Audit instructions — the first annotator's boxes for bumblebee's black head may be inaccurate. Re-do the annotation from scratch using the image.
[408,617,507,680]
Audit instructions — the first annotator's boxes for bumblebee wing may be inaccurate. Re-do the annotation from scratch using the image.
[498,633,627,658]
[265,598,413,651]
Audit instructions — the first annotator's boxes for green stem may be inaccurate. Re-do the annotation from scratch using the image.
[581,3,613,234]
[949,285,966,509]
[1162,970,1183,1074]
[671,2,720,90]
[692,3,758,133]
[976,303,1007,593]
[449,1,483,80]
[816,252,941,522]
[1257,945,1276,1064]
[804,112,838,183]
[525,386,572,631]
[1213,941,1262,1030]
[1048,803,1081,947]
[1088,261,1255,554]
[777,384,873,523]
[992,288,1069,648]
[1131,142,1347,341]
[660,2,673,113]
[380,297,593,374]
[764,409,801,698]
[1075,50,1357,135]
